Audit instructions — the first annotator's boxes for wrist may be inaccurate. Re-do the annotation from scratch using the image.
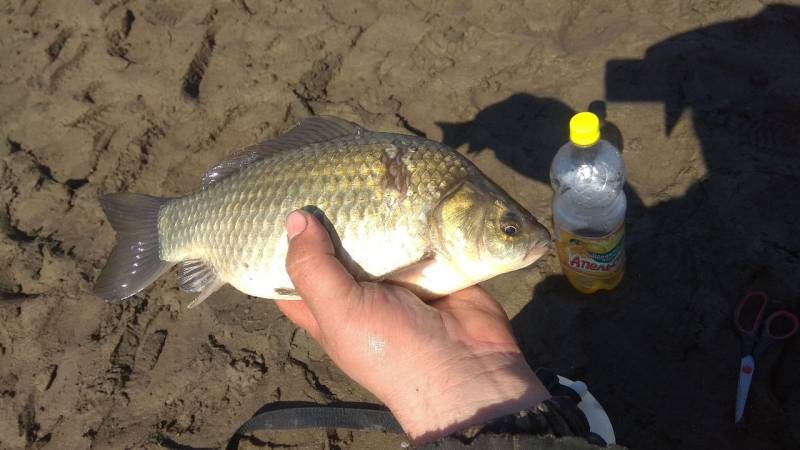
[385,350,550,444]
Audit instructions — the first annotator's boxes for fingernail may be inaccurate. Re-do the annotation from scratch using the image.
[286,210,308,240]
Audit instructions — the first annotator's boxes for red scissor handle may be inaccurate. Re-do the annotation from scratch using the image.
[734,291,769,337]
[764,310,800,340]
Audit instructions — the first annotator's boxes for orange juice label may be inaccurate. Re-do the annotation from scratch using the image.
[556,224,625,279]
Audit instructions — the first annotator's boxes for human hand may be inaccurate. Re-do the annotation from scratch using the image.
[275,210,550,443]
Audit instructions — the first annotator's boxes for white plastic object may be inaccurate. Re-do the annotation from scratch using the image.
[558,375,616,445]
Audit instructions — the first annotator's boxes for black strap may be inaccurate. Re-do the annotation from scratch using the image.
[227,401,403,449]
[227,369,607,449]
[237,405,403,434]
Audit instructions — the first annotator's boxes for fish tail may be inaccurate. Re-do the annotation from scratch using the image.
[94,193,174,301]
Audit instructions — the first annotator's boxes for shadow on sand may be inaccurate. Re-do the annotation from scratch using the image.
[438,5,800,450]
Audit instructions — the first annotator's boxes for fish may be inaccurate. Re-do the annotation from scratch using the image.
[94,116,551,307]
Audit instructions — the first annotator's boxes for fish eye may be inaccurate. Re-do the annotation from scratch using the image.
[500,212,521,237]
[502,224,518,236]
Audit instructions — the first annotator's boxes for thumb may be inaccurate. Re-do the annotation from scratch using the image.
[285,210,361,319]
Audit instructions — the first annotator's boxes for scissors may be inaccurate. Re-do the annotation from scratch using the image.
[733,291,798,424]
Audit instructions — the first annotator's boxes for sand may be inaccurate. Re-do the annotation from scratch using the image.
[1,0,799,449]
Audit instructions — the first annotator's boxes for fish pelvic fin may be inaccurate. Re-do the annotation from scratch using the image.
[94,193,173,301]
[178,259,216,292]
[187,278,225,309]
[178,259,225,308]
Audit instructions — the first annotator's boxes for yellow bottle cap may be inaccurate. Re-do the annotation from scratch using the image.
[569,112,600,147]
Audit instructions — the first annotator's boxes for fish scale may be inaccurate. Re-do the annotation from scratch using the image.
[157,133,465,299]
[94,116,550,306]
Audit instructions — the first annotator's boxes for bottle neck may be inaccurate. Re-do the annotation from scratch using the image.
[570,139,600,149]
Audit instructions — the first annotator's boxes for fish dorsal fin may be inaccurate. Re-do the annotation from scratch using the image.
[200,116,367,190]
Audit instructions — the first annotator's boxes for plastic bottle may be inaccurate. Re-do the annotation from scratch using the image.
[550,112,626,293]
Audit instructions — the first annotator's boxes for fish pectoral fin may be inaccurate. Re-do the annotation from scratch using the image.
[177,259,224,308]
[200,116,370,189]
[379,253,442,301]
[383,253,474,301]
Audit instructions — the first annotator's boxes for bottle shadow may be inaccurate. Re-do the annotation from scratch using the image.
[437,5,800,450]
[436,94,646,216]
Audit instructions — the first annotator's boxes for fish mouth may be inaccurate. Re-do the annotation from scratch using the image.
[521,238,552,266]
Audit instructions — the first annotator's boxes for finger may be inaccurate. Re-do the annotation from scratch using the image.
[434,285,508,319]
[274,300,321,341]
[444,285,492,302]
[285,210,361,321]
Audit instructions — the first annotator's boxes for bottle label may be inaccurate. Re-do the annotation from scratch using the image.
[556,224,625,279]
